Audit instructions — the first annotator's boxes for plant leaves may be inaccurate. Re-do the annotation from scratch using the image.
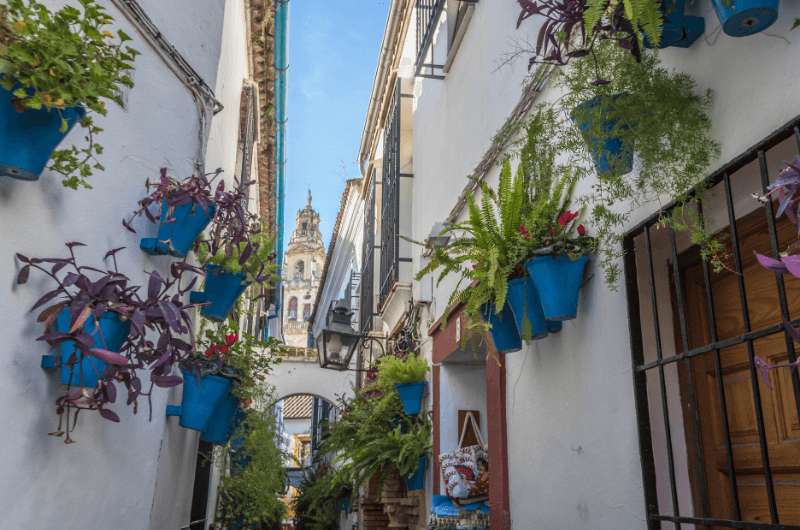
[69,305,93,333]
[99,408,120,422]
[89,348,129,366]
[17,265,30,284]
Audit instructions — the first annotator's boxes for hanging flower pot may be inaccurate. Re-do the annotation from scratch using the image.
[338,496,351,513]
[480,302,521,353]
[406,456,428,491]
[395,381,427,415]
[168,367,232,431]
[140,199,216,258]
[0,85,85,181]
[643,0,705,49]
[201,392,242,445]
[190,265,249,322]
[711,0,777,37]
[526,255,589,321]
[571,94,633,176]
[49,307,131,388]
[506,276,562,341]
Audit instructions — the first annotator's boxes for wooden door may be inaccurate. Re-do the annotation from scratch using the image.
[679,210,800,525]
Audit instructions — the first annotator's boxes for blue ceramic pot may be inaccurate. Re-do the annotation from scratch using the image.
[526,255,589,321]
[140,199,216,258]
[711,0,777,37]
[406,456,428,491]
[190,265,249,322]
[643,0,705,49]
[571,94,633,176]
[173,367,232,431]
[395,381,427,415]
[506,276,561,341]
[481,302,521,353]
[0,84,85,181]
[50,307,131,388]
[201,392,242,445]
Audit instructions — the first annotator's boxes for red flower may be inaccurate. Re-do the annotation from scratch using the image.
[225,333,238,347]
[577,224,586,236]
[518,224,530,239]
[557,210,579,226]
[204,344,218,358]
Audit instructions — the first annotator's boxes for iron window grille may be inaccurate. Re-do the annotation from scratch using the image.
[361,174,377,334]
[379,80,402,309]
[624,117,800,529]
[415,0,478,79]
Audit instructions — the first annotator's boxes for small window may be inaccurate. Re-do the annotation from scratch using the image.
[303,303,312,321]
[288,297,298,320]
[294,260,305,280]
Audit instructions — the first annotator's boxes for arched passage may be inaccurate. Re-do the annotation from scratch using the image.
[268,352,356,406]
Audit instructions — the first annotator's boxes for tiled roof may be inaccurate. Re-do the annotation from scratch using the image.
[283,395,313,419]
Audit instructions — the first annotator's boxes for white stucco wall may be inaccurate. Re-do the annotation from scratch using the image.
[404,0,800,528]
[0,1,250,529]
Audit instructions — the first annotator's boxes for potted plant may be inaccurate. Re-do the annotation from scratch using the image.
[559,40,718,284]
[168,322,281,438]
[193,227,277,322]
[321,383,432,497]
[711,0,778,37]
[376,354,429,416]
[0,0,137,188]
[516,0,664,68]
[16,244,194,442]
[125,168,218,258]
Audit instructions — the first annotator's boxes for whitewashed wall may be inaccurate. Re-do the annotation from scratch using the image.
[406,0,800,528]
[0,1,249,529]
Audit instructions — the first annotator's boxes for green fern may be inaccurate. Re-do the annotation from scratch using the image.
[583,0,663,49]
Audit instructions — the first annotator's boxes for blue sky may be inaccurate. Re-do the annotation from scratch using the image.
[283,0,390,249]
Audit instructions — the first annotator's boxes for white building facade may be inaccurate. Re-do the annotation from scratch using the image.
[342,1,800,529]
[0,1,280,529]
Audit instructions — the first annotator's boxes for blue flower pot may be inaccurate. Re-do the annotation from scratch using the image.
[172,367,232,431]
[526,255,589,321]
[406,456,428,491]
[571,95,633,176]
[0,84,85,181]
[51,307,130,388]
[201,392,242,444]
[395,381,427,415]
[643,0,704,49]
[189,265,249,322]
[506,277,559,341]
[711,0,777,37]
[481,302,521,353]
[140,199,216,258]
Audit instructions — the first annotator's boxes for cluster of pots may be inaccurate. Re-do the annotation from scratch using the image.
[483,255,588,354]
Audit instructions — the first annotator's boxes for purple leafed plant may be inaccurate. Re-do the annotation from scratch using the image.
[16,244,198,443]
[516,0,641,69]
[123,168,220,234]
[760,156,800,230]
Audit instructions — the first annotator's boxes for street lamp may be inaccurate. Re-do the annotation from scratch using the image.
[316,300,361,371]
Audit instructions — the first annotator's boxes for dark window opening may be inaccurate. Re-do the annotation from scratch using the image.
[379,80,401,308]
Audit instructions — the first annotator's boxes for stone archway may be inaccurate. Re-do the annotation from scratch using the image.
[268,348,356,409]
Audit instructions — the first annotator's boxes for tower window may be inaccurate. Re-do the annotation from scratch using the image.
[288,297,298,320]
[294,260,305,280]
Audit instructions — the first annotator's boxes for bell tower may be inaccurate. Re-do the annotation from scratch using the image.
[282,191,326,348]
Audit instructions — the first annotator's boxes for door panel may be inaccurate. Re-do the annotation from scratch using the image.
[679,210,800,525]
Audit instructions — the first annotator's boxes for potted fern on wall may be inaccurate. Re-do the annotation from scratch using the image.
[0,0,136,188]
[376,354,429,416]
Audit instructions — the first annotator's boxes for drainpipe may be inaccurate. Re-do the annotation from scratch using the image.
[271,0,289,340]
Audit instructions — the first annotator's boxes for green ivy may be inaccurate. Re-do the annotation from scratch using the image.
[0,0,137,189]
[375,354,428,386]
